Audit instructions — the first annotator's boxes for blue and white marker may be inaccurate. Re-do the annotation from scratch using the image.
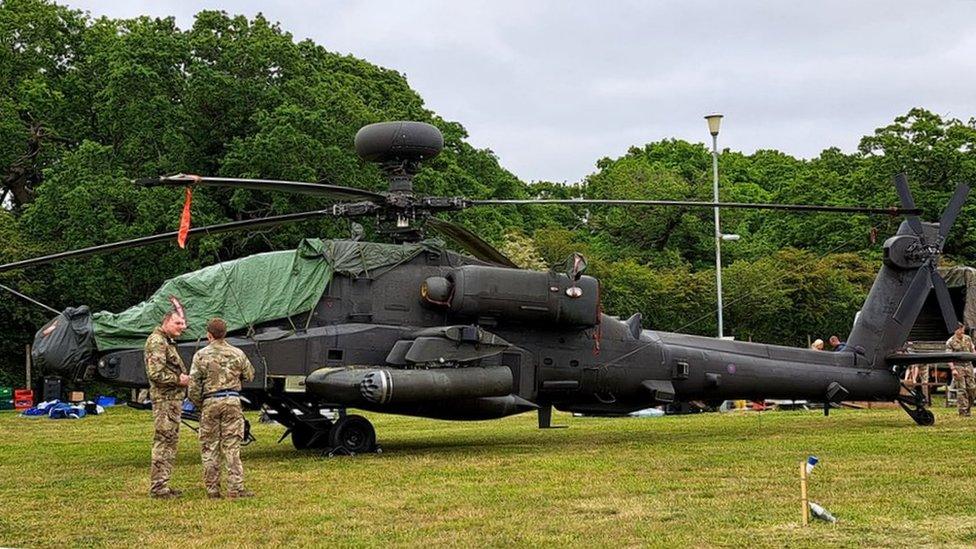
[805,456,819,475]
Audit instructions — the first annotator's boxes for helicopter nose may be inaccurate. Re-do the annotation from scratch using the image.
[31,306,97,380]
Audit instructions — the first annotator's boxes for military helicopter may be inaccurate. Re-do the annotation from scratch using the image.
[2,121,973,454]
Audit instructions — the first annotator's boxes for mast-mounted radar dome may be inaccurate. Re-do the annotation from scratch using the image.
[355,121,444,165]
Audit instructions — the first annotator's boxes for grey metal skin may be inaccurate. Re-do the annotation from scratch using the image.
[90,220,932,422]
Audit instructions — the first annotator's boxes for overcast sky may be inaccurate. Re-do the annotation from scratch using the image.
[64,0,976,183]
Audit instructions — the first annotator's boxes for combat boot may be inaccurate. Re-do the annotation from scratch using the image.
[227,489,255,499]
[150,487,181,499]
[207,492,222,499]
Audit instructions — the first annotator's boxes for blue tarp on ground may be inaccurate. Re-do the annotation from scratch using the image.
[21,399,101,419]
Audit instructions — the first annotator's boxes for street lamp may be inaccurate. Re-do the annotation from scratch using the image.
[705,113,725,338]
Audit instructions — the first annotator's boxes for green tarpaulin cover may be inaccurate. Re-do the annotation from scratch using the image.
[91,239,438,350]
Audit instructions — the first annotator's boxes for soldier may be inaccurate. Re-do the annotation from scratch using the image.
[946,322,976,417]
[188,318,255,499]
[145,310,189,499]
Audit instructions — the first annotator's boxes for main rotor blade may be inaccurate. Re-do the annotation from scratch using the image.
[930,270,959,333]
[894,173,926,236]
[468,199,919,216]
[137,174,386,202]
[938,183,970,242]
[0,209,353,274]
[425,217,518,268]
[0,283,60,314]
[893,267,933,328]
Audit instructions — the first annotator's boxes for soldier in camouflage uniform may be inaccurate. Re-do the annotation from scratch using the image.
[946,322,976,417]
[188,318,255,499]
[145,310,189,499]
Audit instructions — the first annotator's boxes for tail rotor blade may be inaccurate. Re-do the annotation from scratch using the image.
[931,270,959,333]
[939,183,970,242]
[893,267,933,327]
[894,173,925,237]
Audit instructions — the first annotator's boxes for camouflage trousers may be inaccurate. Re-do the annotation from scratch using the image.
[150,399,182,495]
[905,364,929,386]
[199,397,246,495]
[952,364,976,416]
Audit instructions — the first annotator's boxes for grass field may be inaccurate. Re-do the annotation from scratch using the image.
[1,405,975,548]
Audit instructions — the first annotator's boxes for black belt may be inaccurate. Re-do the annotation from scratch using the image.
[204,390,241,399]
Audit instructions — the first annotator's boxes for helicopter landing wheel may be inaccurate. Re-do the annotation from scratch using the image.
[328,414,376,454]
[912,408,935,426]
[897,388,936,427]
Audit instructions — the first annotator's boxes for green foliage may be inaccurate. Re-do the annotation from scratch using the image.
[0,3,526,380]
[496,230,547,271]
[595,259,708,333]
[584,140,713,267]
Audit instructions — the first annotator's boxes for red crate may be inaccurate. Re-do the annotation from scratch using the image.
[13,389,33,411]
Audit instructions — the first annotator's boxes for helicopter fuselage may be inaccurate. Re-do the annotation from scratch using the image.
[93,246,900,420]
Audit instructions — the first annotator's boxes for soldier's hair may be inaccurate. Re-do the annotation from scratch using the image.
[207,317,227,339]
[162,310,178,324]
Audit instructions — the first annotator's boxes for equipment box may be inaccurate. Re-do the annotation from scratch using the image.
[68,391,85,402]
[14,389,34,411]
[43,377,62,402]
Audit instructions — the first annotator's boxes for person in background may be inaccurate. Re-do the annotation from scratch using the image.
[829,335,848,352]
[902,342,929,391]
[810,339,824,351]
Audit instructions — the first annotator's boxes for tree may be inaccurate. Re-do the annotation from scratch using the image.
[0,4,530,382]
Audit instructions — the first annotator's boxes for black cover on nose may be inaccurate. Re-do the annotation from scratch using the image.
[31,306,95,378]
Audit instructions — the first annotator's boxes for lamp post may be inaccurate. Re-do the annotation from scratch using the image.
[705,114,725,338]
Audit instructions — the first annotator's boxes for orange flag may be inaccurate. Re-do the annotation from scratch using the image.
[177,186,193,249]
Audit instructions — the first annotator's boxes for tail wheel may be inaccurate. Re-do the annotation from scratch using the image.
[329,415,376,454]
[915,409,935,426]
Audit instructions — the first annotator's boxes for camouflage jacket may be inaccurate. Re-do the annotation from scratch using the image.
[188,339,255,408]
[145,327,187,402]
[946,334,976,354]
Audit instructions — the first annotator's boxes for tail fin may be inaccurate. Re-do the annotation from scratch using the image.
[848,176,969,366]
